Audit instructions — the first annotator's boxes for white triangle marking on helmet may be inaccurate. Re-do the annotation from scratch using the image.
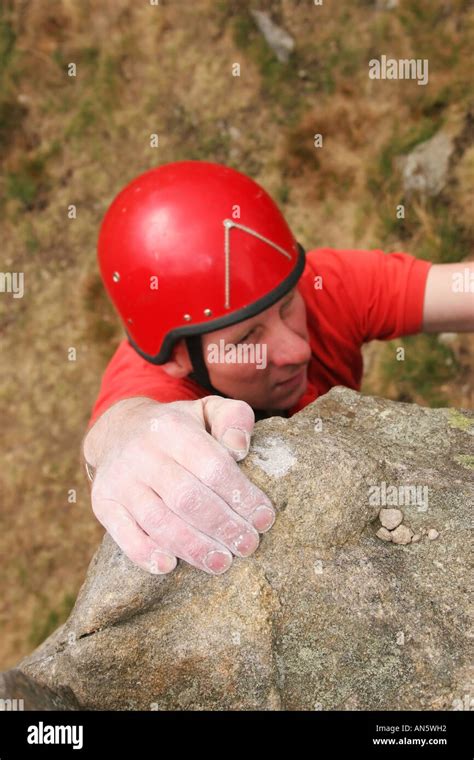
[222,219,292,309]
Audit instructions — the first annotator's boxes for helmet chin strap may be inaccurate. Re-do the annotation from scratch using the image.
[184,334,289,423]
[185,334,230,398]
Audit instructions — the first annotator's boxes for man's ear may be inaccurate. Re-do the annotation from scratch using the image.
[161,339,192,378]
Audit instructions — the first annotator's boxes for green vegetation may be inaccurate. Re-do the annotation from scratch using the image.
[6,155,49,208]
[367,120,443,197]
[453,455,474,469]
[448,410,474,432]
[231,9,304,114]
[28,593,76,648]
[377,335,459,407]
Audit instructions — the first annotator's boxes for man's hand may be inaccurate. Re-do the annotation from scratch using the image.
[82,396,275,576]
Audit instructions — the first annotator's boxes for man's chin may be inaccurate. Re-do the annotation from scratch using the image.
[271,373,307,406]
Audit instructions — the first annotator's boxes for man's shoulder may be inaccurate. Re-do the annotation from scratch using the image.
[299,246,366,288]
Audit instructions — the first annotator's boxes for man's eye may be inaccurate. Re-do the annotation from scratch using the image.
[239,330,252,342]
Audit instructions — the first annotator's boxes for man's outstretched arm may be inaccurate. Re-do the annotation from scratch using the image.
[422,262,474,333]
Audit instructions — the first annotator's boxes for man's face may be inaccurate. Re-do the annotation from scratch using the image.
[201,286,311,410]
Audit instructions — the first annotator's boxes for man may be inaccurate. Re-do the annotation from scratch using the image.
[83,160,473,578]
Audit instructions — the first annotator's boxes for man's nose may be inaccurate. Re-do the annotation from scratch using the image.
[268,327,311,368]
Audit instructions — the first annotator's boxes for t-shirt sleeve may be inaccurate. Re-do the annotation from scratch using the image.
[87,338,202,430]
[308,247,432,344]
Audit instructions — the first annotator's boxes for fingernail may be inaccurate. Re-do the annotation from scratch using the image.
[233,531,259,557]
[250,505,276,532]
[149,551,176,574]
[221,428,250,453]
[204,549,232,574]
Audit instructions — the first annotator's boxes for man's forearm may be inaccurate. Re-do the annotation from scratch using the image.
[422,263,474,332]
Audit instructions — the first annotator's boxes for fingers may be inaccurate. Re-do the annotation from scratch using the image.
[88,397,276,579]
[143,451,261,554]
[201,396,255,460]
[143,419,275,533]
[127,483,239,575]
[92,476,252,577]
[91,491,177,575]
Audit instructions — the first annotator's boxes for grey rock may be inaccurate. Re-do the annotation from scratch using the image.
[13,388,474,711]
[376,0,399,9]
[391,524,414,545]
[376,526,392,541]
[379,507,404,530]
[0,668,81,711]
[250,10,295,64]
[397,132,455,197]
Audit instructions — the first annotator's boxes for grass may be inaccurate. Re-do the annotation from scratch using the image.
[416,212,471,264]
[23,221,40,253]
[376,335,459,408]
[367,119,443,197]
[28,592,77,648]
[64,98,98,139]
[6,155,49,208]
[0,13,27,157]
[231,9,305,111]
[366,116,473,264]
[377,197,471,264]
[0,14,16,77]
[81,272,121,353]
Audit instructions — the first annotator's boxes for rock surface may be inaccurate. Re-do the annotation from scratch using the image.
[0,669,81,710]
[250,10,295,63]
[397,132,455,197]
[11,388,474,710]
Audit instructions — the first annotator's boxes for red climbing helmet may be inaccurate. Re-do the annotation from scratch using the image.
[97,160,306,365]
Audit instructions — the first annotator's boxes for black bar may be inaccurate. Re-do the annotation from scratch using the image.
[0,710,471,757]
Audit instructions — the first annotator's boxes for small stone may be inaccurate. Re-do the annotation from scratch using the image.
[379,508,403,530]
[428,529,440,540]
[411,534,421,543]
[391,525,414,545]
[228,126,241,141]
[376,527,392,542]
[250,10,295,63]
[438,332,457,346]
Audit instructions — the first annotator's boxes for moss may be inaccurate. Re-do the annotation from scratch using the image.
[453,455,474,470]
[447,410,474,433]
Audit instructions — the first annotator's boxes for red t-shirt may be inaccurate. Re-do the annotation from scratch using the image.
[87,248,432,429]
